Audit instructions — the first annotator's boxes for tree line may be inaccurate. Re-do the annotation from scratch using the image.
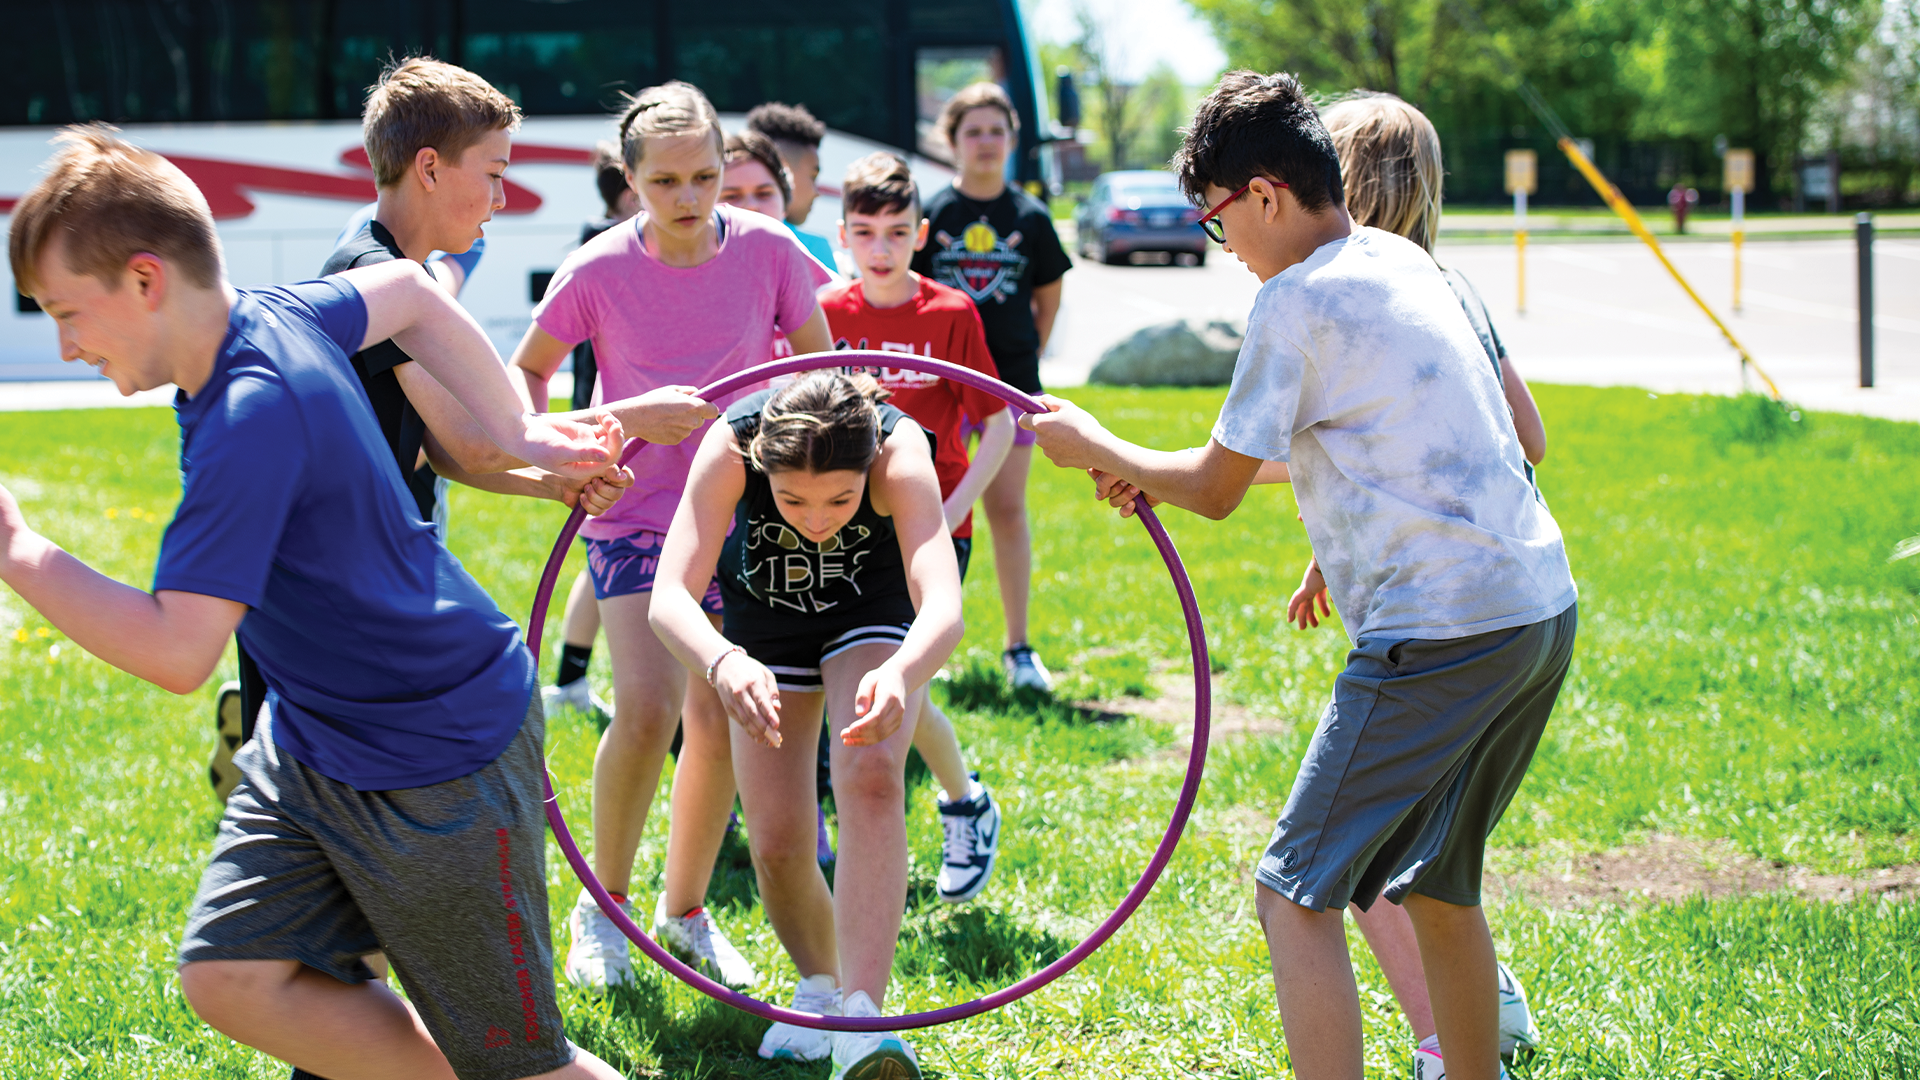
[1054,0,1918,208]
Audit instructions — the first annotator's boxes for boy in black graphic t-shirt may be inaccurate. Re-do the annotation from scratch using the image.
[909,82,1072,695]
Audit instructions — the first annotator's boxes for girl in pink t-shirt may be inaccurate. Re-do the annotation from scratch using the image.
[510,81,832,993]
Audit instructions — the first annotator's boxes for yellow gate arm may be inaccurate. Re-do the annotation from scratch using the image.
[1557,138,1783,401]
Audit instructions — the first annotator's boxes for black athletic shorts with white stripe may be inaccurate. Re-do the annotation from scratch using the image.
[720,587,917,694]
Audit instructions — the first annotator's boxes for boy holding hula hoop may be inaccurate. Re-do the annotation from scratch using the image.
[1284,91,1551,1078]
[511,81,833,993]
[911,82,1071,694]
[651,372,962,1080]
[1028,72,1577,1080]
[0,126,627,1080]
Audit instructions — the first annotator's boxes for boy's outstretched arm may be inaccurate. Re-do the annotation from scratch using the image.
[0,485,243,694]
[944,408,1015,533]
[342,261,612,479]
[1024,397,1263,520]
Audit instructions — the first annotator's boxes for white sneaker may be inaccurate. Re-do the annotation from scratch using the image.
[542,679,611,729]
[758,974,841,1062]
[1410,1043,1514,1080]
[830,990,920,1080]
[936,774,1001,903]
[563,889,634,989]
[652,894,757,989]
[1002,644,1053,693]
[1497,959,1540,1057]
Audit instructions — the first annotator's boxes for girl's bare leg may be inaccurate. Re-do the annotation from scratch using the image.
[592,592,688,894]
[822,643,922,1002]
[733,688,837,978]
[662,612,737,914]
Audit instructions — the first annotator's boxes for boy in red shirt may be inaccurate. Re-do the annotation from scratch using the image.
[820,152,1015,904]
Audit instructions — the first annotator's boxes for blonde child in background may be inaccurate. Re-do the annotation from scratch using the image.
[511,80,833,991]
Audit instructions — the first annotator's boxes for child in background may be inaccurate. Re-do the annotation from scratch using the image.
[512,80,833,991]
[1280,89,1550,1077]
[650,373,962,1080]
[746,101,837,268]
[822,151,1013,904]
[2,125,626,1080]
[910,82,1071,693]
[543,140,643,729]
[212,59,656,800]
[1027,71,1577,1080]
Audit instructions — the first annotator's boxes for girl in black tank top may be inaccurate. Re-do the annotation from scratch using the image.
[648,372,961,1062]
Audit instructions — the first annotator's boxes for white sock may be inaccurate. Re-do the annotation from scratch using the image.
[1418,1033,1442,1056]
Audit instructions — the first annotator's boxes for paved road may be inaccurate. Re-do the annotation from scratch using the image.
[1043,234,1920,422]
[6,235,1915,421]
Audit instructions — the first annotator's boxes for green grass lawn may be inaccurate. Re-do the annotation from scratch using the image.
[3,384,1918,1078]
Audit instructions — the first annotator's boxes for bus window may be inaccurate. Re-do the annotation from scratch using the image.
[915,46,1005,164]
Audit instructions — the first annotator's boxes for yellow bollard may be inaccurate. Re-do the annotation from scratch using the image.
[1505,150,1536,314]
[1726,151,1753,313]
[1559,137,1781,399]
[1516,228,1527,313]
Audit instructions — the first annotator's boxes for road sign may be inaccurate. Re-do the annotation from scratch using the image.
[1725,149,1755,194]
[1505,149,1537,195]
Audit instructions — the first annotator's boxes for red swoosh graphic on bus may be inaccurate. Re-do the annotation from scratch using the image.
[0,141,599,219]
[162,155,378,219]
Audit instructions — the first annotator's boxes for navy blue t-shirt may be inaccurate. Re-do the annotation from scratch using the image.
[154,279,536,790]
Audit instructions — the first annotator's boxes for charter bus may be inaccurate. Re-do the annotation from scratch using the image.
[0,0,1054,380]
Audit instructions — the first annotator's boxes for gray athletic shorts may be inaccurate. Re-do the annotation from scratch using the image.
[1256,603,1578,912]
[180,696,575,1080]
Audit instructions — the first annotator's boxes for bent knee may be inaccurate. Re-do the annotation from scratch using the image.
[179,959,297,1025]
[831,754,904,806]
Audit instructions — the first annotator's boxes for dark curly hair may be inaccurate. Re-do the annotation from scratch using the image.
[1172,71,1344,215]
[745,102,826,150]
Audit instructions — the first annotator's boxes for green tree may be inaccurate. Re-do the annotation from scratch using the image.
[1622,0,1876,203]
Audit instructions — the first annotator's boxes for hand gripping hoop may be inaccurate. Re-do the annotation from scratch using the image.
[524,351,1211,1031]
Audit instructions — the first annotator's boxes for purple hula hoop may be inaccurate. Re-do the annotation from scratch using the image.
[525,351,1209,1032]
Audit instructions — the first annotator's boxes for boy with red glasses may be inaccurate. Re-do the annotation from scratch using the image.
[1026,70,1577,1080]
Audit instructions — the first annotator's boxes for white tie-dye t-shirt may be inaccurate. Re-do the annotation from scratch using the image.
[1212,226,1575,643]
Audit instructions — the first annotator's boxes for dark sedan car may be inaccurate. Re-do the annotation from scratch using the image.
[1073,170,1210,265]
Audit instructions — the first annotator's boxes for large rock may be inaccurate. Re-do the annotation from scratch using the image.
[1089,318,1245,386]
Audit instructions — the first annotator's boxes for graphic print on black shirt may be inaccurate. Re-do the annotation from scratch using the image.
[718,390,933,616]
[911,186,1071,369]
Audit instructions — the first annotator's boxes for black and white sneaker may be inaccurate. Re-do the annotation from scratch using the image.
[1002,644,1053,693]
[936,773,1001,903]
[209,680,245,803]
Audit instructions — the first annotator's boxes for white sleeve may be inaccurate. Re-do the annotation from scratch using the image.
[1211,294,1308,462]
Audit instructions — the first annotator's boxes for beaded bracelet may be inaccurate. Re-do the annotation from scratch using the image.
[705,644,745,688]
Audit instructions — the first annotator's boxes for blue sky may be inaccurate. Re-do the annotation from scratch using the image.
[1024,0,1229,85]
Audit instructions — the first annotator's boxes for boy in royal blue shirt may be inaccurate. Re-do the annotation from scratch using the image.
[1,127,629,1080]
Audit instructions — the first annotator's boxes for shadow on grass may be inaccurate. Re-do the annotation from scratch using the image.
[897,906,1072,984]
[938,658,1131,725]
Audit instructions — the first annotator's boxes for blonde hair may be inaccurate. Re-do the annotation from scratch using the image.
[617,81,723,174]
[749,372,892,475]
[362,57,522,188]
[939,82,1019,157]
[1320,93,1443,253]
[9,124,222,294]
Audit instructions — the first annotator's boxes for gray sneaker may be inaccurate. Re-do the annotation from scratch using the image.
[652,893,757,989]
[1002,644,1053,693]
[830,990,921,1079]
[542,678,612,732]
[758,974,841,1061]
[563,889,634,989]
